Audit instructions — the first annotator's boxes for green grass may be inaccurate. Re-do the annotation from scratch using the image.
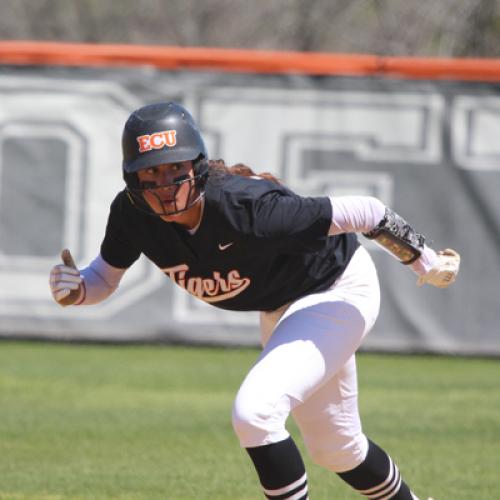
[0,341,499,499]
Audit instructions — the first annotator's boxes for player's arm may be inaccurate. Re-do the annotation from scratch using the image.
[328,196,460,288]
[49,250,127,306]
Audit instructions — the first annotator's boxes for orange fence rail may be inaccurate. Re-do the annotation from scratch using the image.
[1,41,500,82]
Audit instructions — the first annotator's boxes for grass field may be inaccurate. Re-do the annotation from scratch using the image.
[0,340,499,499]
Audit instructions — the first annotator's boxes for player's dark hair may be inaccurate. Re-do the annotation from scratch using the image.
[208,159,282,185]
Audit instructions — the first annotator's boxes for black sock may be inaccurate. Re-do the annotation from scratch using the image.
[337,439,415,499]
[246,437,308,499]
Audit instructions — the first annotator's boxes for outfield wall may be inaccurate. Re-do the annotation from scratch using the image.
[0,43,499,355]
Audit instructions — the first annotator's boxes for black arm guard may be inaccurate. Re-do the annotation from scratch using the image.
[363,208,425,265]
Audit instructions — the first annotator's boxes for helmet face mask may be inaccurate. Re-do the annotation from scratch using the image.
[126,158,208,216]
[122,102,209,216]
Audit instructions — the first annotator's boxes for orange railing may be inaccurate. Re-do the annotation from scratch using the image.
[1,41,500,82]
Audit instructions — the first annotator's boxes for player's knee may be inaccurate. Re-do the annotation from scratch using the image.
[231,399,272,446]
[232,395,289,448]
[306,432,368,472]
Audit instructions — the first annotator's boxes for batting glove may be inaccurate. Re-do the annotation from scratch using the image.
[49,249,84,306]
[416,248,460,288]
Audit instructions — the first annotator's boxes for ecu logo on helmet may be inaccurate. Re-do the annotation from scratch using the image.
[136,130,177,153]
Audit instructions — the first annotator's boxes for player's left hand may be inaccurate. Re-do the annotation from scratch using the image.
[417,248,460,288]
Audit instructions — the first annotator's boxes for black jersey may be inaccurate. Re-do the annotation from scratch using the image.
[100,174,359,312]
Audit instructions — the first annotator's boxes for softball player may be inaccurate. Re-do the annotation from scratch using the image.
[49,102,460,499]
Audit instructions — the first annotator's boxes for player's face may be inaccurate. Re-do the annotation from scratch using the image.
[137,161,197,222]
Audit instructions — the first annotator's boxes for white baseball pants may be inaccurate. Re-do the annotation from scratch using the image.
[232,245,381,473]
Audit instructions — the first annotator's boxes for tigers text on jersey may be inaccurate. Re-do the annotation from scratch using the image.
[100,174,359,312]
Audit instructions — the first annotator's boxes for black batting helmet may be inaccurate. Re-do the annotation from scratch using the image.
[122,102,209,215]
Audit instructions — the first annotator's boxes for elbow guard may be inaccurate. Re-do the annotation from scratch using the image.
[363,208,425,264]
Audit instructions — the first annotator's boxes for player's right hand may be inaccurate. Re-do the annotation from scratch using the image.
[49,249,83,306]
[417,248,460,288]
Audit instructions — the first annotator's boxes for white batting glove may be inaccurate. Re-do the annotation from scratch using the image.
[416,248,460,288]
[49,249,84,306]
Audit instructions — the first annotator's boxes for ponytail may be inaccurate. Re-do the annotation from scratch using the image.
[208,159,281,185]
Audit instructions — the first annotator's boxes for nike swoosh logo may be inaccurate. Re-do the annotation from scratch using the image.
[218,242,234,251]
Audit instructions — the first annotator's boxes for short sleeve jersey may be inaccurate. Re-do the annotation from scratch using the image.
[100,174,359,312]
